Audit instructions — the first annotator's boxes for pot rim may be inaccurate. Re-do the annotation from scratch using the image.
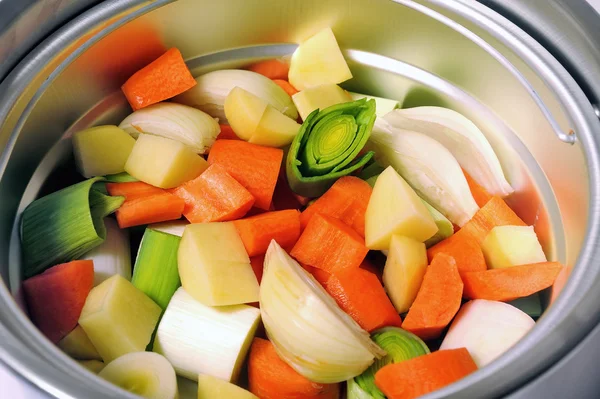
[0,0,599,398]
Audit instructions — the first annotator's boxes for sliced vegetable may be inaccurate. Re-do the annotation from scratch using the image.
[374,348,478,399]
[291,213,368,274]
[132,229,181,310]
[247,58,290,80]
[58,325,101,360]
[464,169,493,207]
[233,209,301,256]
[440,300,535,367]
[383,106,514,197]
[173,69,298,121]
[217,124,240,140]
[427,230,486,274]
[461,196,527,243]
[114,192,185,229]
[365,166,437,250]
[348,378,376,399]
[325,267,403,332]
[369,118,479,226]
[198,374,259,399]
[172,163,255,223]
[178,223,259,306]
[300,176,372,237]
[250,254,266,284]
[98,352,178,399]
[482,225,547,269]
[82,218,131,287]
[462,262,563,301]
[422,201,454,247]
[251,105,301,147]
[153,287,261,382]
[383,235,428,314]
[79,360,105,374]
[302,263,332,288]
[122,48,196,111]
[21,177,124,278]
[357,160,385,181]
[260,241,385,383]
[292,84,352,120]
[125,134,208,188]
[286,99,376,197]
[272,79,299,96]
[349,92,400,117]
[208,140,283,210]
[148,220,189,237]
[23,260,94,343]
[72,125,135,178]
[353,327,430,399]
[248,337,340,399]
[79,275,161,363]
[106,181,164,201]
[118,103,220,154]
[288,27,352,90]
[104,172,138,183]
[402,253,463,340]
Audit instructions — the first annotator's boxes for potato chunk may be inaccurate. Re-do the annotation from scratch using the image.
[73,125,135,178]
[481,225,547,269]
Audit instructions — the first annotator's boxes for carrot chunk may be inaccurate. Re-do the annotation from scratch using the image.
[247,59,290,80]
[427,230,487,274]
[121,48,196,110]
[326,267,402,332]
[216,124,240,141]
[172,163,255,223]
[375,348,478,399]
[462,196,526,243]
[291,213,368,274]
[300,176,372,237]
[248,338,339,399]
[23,260,94,343]
[402,253,463,340]
[106,181,164,201]
[234,210,301,257]
[250,254,266,284]
[273,79,299,96]
[115,192,185,228]
[462,261,563,301]
[301,263,332,288]
[208,140,283,210]
[463,169,493,208]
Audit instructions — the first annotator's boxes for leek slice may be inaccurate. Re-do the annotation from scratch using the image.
[132,229,181,310]
[21,178,124,278]
[260,241,385,383]
[104,172,138,183]
[286,98,376,197]
[173,69,298,122]
[352,327,430,399]
[369,118,478,226]
[347,378,375,399]
[383,107,513,197]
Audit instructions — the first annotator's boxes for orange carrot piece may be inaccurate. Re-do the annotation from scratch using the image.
[247,59,290,80]
[361,259,383,284]
[121,48,196,110]
[234,210,301,257]
[463,169,493,208]
[248,338,340,399]
[250,254,266,285]
[427,230,487,274]
[23,260,94,343]
[273,79,299,96]
[402,253,464,340]
[216,124,240,141]
[462,196,526,243]
[172,163,255,223]
[375,348,478,399]
[208,140,283,210]
[115,192,185,228]
[300,176,372,237]
[106,181,164,201]
[302,263,332,288]
[326,267,402,332]
[462,262,563,301]
[291,213,369,274]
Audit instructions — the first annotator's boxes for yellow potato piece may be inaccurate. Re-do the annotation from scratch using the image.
[79,275,161,363]
[249,106,301,147]
[72,125,135,178]
[383,235,428,313]
[288,27,353,90]
[224,87,269,141]
[482,225,547,269]
[292,84,352,120]
[365,166,438,249]
[125,134,208,188]
[58,325,101,360]
[197,374,258,399]
[178,223,259,306]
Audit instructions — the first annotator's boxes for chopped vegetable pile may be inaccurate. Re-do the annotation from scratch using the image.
[20,28,564,399]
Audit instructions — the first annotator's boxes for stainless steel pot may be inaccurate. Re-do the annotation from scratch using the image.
[1,0,599,398]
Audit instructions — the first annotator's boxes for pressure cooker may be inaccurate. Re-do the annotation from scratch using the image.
[1,0,599,398]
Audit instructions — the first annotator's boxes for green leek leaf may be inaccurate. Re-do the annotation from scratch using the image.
[21,177,124,278]
[104,172,138,183]
[358,159,385,181]
[286,98,376,197]
[347,378,375,399]
[354,327,430,399]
